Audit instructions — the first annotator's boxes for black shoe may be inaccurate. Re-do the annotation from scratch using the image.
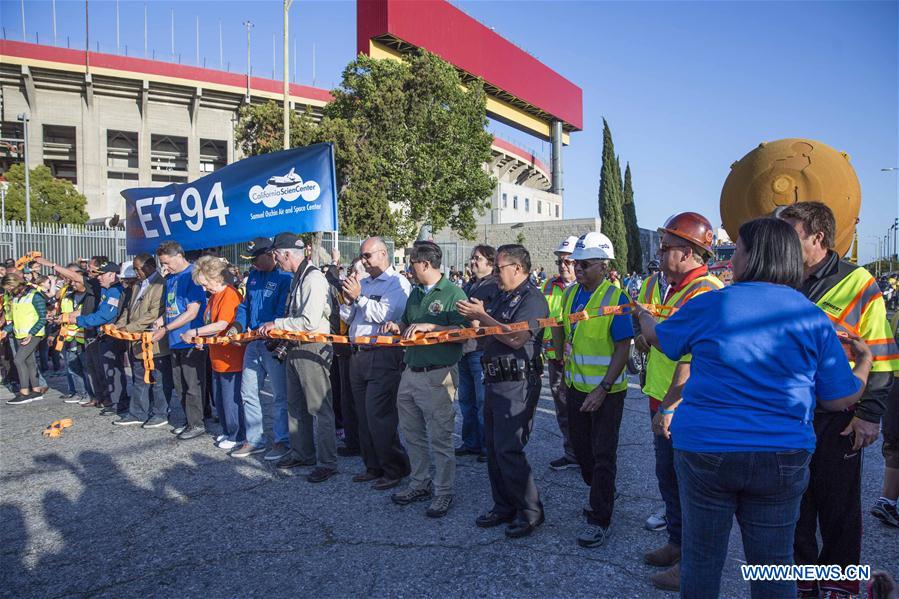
[276,456,315,470]
[549,456,579,470]
[477,454,488,463]
[307,466,337,483]
[99,406,118,416]
[176,425,206,440]
[337,446,361,457]
[142,418,168,429]
[112,415,143,426]
[505,513,545,539]
[371,476,403,491]
[454,446,481,456]
[6,393,43,405]
[475,510,516,528]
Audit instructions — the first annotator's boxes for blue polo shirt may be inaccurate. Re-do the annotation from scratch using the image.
[656,282,860,452]
[235,268,292,330]
[164,264,207,350]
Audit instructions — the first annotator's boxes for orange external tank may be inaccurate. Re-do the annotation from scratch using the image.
[720,138,860,256]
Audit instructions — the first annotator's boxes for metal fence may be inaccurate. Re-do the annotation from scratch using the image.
[0,221,392,270]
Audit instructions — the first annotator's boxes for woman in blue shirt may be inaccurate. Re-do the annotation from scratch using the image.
[635,217,872,599]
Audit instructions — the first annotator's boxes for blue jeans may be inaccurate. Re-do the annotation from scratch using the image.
[63,345,88,395]
[675,449,812,599]
[240,340,288,448]
[456,350,485,452]
[131,354,179,423]
[214,371,245,442]
[651,409,682,547]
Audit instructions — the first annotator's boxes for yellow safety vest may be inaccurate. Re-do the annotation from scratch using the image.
[640,272,724,400]
[541,277,570,360]
[11,290,45,339]
[815,266,899,372]
[59,294,85,344]
[562,280,630,393]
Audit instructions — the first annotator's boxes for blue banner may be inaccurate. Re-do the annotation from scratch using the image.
[122,143,338,254]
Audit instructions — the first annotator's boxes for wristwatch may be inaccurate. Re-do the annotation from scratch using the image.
[599,380,613,392]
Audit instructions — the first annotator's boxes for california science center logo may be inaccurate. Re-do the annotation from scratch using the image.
[249,167,321,208]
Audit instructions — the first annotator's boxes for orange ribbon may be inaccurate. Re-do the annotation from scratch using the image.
[188,302,675,348]
[101,325,156,383]
[15,251,41,270]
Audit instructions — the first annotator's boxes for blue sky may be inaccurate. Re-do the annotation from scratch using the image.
[5,0,897,262]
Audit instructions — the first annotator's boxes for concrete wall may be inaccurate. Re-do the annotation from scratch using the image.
[431,217,600,272]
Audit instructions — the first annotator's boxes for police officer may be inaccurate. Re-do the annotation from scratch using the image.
[457,243,549,539]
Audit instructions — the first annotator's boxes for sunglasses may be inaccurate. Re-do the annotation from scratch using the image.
[574,259,602,269]
[361,250,384,260]
[555,258,575,267]
[492,263,518,274]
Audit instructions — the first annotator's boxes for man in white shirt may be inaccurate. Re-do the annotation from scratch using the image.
[340,236,411,490]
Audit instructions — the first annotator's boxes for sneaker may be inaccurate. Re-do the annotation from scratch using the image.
[62,393,83,404]
[215,434,228,443]
[141,418,168,429]
[217,439,238,450]
[549,456,578,470]
[112,415,143,426]
[307,466,337,483]
[78,396,94,406]
[231,443,267,458]
[264,443,290,461]
[176,425,206,440]
[6,393,42,405]
[426,494,453,518]
[577,524,610,548]
[871,498,899,527]
[171,425,187,435]
[645,508,668,532]
[391,483,433,506]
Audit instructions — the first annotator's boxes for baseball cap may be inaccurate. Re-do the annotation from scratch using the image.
[270,232,306,251]
[241,237,274,259]
[96,261,120,274]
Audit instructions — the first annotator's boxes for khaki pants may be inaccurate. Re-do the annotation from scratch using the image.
[396,365,458,495]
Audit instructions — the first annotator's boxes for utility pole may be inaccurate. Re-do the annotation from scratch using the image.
[85,0,90,73]
[283,0,293,150]
[243,21,253,103]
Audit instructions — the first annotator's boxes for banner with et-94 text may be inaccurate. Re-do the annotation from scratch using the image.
[122,143,338,254]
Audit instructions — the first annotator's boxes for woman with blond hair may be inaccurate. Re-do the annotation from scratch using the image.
[1,274,48,404]
[182,256,246,450]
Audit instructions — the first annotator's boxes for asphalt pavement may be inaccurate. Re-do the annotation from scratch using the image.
[1,368,896,598]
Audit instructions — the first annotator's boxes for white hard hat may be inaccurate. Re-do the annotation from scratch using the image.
[570,232,615,260]
[554,236,580,256]
[119,260,136,279]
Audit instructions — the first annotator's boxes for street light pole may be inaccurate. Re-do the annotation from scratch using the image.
[243,21,253,103]
[283,0,293,150]
[17,113,31,232]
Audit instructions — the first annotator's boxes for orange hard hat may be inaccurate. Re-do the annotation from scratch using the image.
[658,212,715,254]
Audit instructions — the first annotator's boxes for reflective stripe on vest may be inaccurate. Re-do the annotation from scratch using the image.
[638,273,662,305]
[59,295,85,343]
[11,290,44,339]
[541,278,567,359]
[816,266,899,371]
[562,281,629,393]
[642,274,724,400]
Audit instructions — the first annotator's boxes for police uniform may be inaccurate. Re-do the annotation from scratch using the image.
[481,278,549,529]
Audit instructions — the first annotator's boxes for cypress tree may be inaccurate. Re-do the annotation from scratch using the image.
[598,119,628,273]
[622,163,643,273]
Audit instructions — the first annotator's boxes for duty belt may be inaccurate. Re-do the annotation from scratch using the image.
[481,356,543,382]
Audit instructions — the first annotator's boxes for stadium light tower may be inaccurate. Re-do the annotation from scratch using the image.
[243,21,254,103]
[283,0,294,150]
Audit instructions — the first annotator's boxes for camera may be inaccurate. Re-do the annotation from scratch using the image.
[265,338,291,362]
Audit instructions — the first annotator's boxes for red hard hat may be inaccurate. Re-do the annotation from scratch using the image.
[658,212,715,254]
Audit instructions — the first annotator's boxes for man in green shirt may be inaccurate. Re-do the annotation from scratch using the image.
[382,241,467,518]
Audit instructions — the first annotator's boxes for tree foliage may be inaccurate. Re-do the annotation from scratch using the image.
[1,164,89,225]
[235,51,496,245]
[598,119,628,273]
[622,163,643,273]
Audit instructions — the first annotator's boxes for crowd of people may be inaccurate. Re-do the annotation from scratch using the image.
[0,202,897,598]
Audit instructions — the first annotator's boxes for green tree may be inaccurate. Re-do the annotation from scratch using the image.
[236,51,496,245]
[598,119,628,273]
[622,163,643,273]
[2,164,89,225]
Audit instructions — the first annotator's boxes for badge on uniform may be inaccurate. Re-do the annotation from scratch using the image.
[509,294,521,307]
[428,300,443,315]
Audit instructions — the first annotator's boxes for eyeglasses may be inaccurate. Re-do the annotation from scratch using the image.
[574,259,602,269]
[492,262,518,274]
[656,245,688,257]
[361,249,385,260]
[555,258,575,267]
